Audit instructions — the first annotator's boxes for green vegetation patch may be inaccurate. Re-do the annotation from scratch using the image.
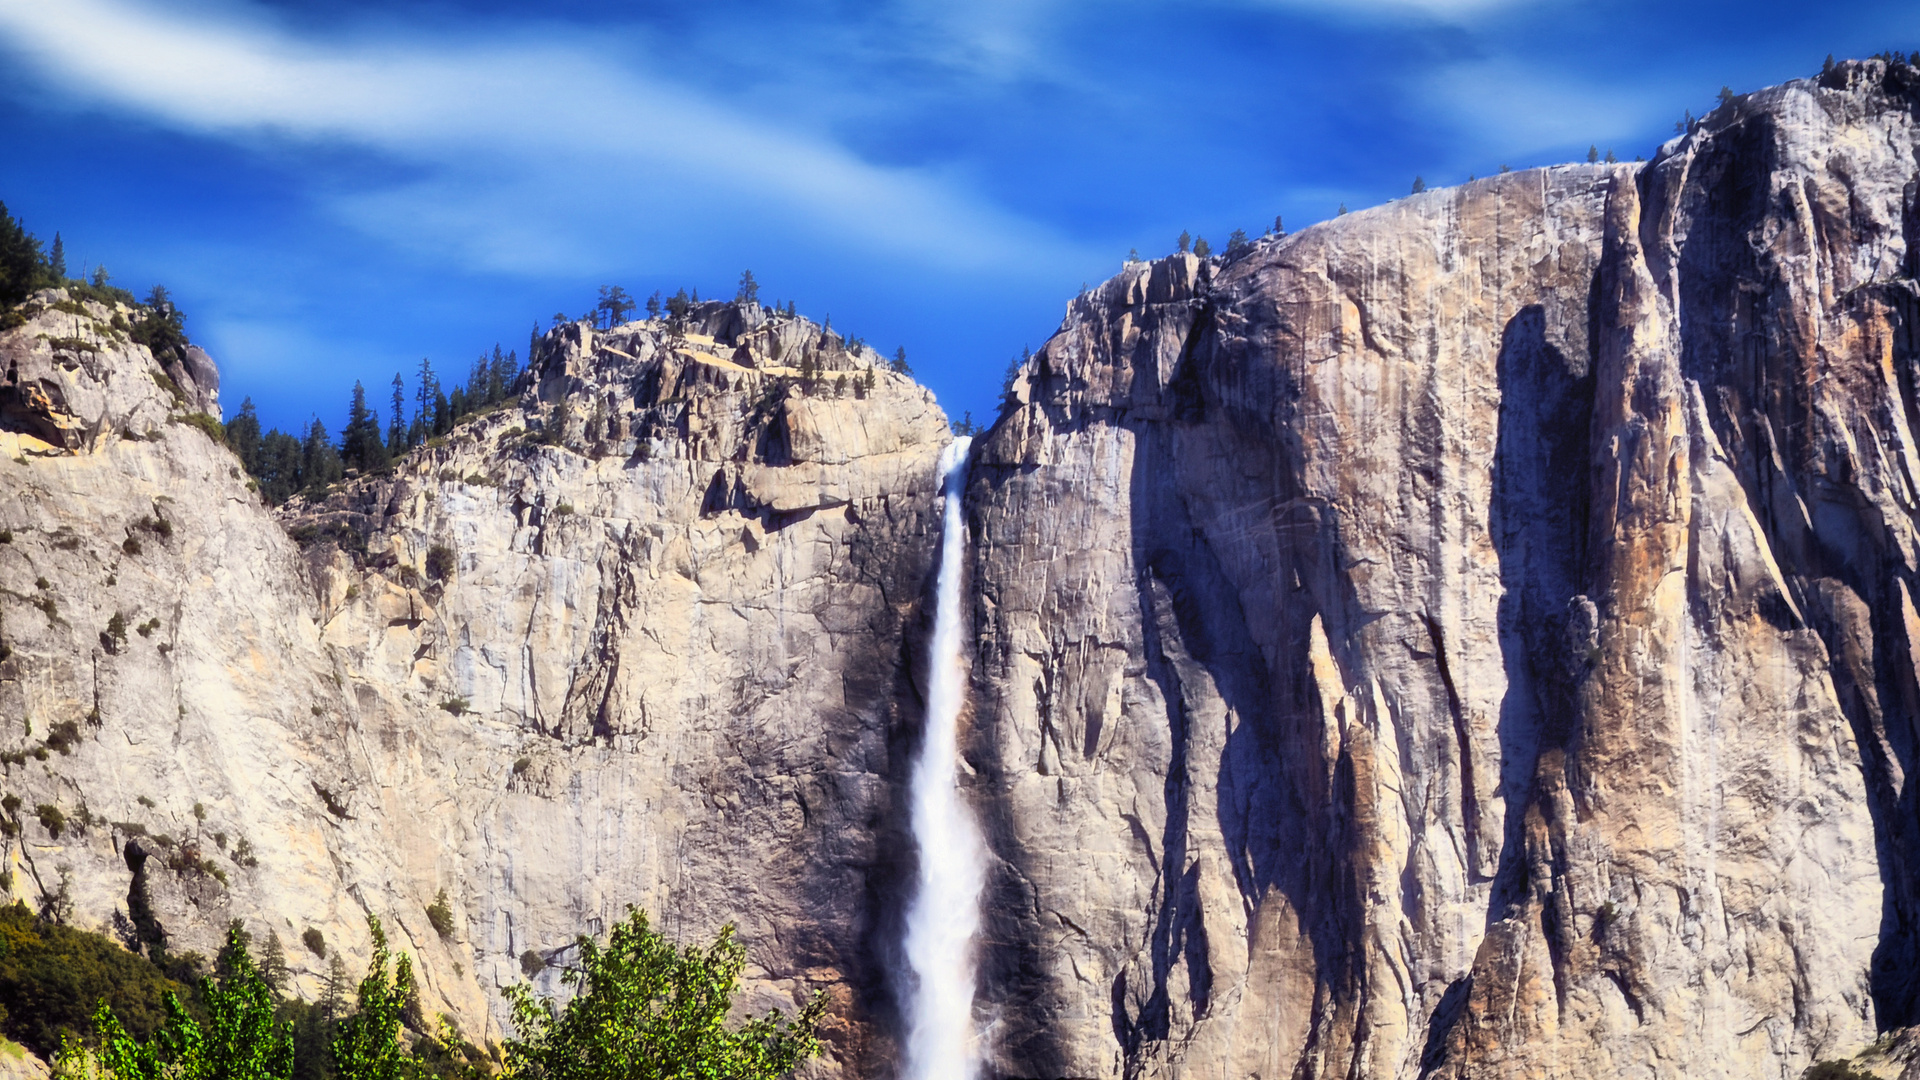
[0,901,190,1058]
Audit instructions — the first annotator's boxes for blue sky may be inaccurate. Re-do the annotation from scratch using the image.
[0,0,1913,435]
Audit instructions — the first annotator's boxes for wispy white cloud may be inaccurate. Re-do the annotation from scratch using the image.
[0,0,1085,277]
[1419,58,1680,159]
[1241,0,1542,23]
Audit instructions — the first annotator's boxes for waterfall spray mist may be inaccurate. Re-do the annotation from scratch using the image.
[901,437,985,1080]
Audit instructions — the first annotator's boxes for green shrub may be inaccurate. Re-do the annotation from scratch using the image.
[552,503,574,516]
[519,950,544,978]
[425,889,455,939]
[425,544,455,582]
[44,720,79,756]
[440,698,470,717]
[512,757,532,776]
[34,804,63,838]
[122,536,142,556]
[178,412,224,443]
[301,927,325,958]
[149,370,187,408]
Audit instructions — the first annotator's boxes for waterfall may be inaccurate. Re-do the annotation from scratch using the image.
[901,436,985,1080]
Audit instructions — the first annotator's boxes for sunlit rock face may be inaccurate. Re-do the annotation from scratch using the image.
[964,59,1920,1080]
[6,59,1920,1080]
[0,296,950,1078]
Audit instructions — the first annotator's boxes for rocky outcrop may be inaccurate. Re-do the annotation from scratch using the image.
[0,295,951,1075]
[961,58,1920,1080]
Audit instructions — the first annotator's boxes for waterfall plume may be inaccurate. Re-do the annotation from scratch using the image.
[900,436,985,1080]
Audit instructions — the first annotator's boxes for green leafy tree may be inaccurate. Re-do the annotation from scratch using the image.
[735,271,759,304]
[66,922,293,1080]
[503,907,824,1080]
[329,918,414,1080]
[1192,236,1212,258]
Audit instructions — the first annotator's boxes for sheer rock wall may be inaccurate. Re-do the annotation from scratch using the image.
[965,60,1920,1080]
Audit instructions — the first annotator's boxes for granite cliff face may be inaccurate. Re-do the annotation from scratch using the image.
[4,58,1920,1080]
[964,58,1920,1080]
[0,296,948,1076]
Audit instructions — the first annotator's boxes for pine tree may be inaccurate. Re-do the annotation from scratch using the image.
[1274,214,1285,235]
[1226,228,1250,254]
[302,418,343,495]
[736,270,759,304]
[890,347,910,375]
[1193,236,1212,258]
[1718,86,1735,107]
[340,382,386,473]
[645,292,661,320]
[225,399,264,477]
[413,358,437,446]
[0,201,45,308]
[256,931,289,995]
[387,375,407,457]
[1411,176,1426,194]
[1177,230,1191,254]
[47,232,65,281]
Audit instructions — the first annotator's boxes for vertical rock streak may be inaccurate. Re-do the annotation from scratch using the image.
[902,436,984,1080]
